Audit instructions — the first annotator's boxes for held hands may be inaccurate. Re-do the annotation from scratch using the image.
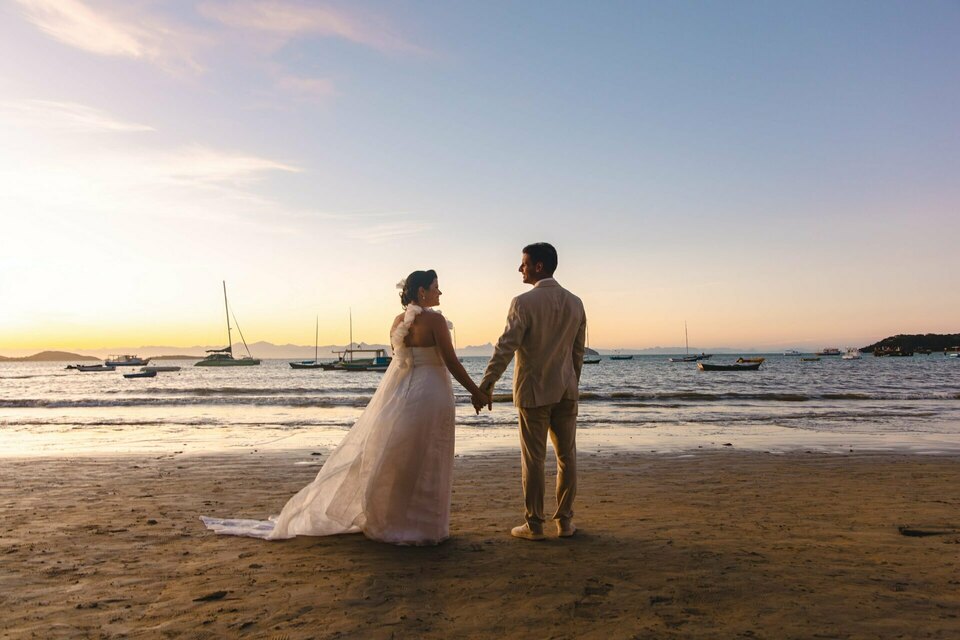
[471,389,492,414]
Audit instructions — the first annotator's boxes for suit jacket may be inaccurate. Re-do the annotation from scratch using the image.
[480,279,586,408]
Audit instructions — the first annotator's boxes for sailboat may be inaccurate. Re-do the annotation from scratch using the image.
[583,322,601,364]
[195,281,261,367]
[325,309,392,372]
[668,321,711,362]
[290,317,326,369]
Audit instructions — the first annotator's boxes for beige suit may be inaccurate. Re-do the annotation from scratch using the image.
[480,278,586,529]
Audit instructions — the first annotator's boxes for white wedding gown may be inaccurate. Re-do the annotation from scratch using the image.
[201,305,456,545]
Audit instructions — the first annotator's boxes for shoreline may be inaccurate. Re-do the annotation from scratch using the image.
[3,420,960,458]
[2,450,958,638]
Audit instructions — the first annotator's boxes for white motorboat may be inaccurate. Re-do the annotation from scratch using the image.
[75,364,116,372]
[842,348,862,360]
[105,355,151,367]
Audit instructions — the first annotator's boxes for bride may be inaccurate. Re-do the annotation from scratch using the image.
[201,270,489,546]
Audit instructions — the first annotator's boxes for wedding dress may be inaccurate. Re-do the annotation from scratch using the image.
[201,304,456,545]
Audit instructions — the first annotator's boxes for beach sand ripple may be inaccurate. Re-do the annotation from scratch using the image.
[1,451,959,638]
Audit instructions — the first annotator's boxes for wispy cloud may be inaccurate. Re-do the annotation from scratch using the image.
[0,99,302,235]
[198,0,425,54]
[157,145,301,184]
[0,99,154,133]
[345,220,434,244]
[275,74,338,103]
[15,0,144,57]
[14,0,203,72]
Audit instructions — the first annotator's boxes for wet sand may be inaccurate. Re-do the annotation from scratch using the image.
[1,450,959,638]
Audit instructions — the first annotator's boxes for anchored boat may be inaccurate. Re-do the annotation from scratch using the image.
[75,364,116,372]
[290,316,327,369]
[698,361,762,371]
[669,321,712,362]
[195,281,261,367]
[105,355,151,367]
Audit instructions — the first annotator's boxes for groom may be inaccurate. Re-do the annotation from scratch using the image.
[477,243,587,541]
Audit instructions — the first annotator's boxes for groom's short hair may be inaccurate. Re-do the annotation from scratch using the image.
[522,242,558,275]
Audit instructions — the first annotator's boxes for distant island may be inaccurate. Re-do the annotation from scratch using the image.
[860,333,960,353]
[0,351,99,362]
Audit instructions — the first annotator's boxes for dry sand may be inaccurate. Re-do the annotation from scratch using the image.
[1,450,959,639]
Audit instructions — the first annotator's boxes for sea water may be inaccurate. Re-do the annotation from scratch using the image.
[2,355,959,456]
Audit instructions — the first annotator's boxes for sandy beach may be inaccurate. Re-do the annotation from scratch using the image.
[2,450,958,639]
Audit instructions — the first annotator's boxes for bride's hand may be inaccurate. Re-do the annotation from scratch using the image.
[471,390,490,414]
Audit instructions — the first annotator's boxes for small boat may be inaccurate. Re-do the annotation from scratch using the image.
[105,355,151,367]
[75,364,116,372]
[123,370,157,379]
[947,352,960,358]
[318,310,393,372]
[195,281,261,367]
[816,347,842,356]
[336,349,392,372]
[698,361,761,371]
[668,321,711,362]
[610,351,633,360]
[841,348,861,360]
[583,326,601,364]
[141,365,181,372]
[873,347,914,357]
[783,349,802,356]
[290,316,325,369]
[801,357,821,362]
[736,357,765,364]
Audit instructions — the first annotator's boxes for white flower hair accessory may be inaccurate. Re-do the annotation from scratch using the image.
[395,279,406,290]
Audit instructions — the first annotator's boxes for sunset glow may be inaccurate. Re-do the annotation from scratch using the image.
[1,1,958,356]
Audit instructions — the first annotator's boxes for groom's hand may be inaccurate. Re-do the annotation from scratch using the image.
[471,390,487,415]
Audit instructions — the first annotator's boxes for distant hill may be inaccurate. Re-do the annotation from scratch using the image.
[459,343,495,357]
[861,333,960,353]
[0,351,99,362]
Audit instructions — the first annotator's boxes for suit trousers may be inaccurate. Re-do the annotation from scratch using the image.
[517,398,578,528]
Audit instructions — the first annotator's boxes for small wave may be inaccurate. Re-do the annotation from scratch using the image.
[470,390,960,404]
[102,386,379,397]
[0,396,374,409]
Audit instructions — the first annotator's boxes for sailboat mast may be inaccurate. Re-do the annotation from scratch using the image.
[223,281,233,356]
[314,316,318,363]
[349,308,354,362]
[684,320,689,356]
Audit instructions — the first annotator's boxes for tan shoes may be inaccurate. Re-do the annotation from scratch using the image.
[557,520,577,538]
[510,522,577,540]
[510,523,545,541]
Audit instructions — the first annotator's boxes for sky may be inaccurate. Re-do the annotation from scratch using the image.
[1,0,958,355]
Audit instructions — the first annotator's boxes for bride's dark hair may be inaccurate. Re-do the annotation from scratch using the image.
[400,270,437,308]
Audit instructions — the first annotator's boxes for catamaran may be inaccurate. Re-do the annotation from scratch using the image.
[195,281,261,367]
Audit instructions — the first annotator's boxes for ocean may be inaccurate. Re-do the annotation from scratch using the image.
[2,355,959,456]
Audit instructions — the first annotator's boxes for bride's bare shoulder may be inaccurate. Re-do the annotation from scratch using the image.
[417,310,445,327]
